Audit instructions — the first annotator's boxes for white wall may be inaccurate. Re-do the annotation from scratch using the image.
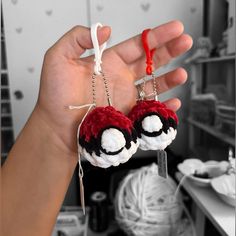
[2,0,88,137]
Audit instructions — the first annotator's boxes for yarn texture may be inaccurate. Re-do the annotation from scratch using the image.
[79,106,139,168]
[129,100,178,123]
[128,100,178,150]
[115,164,193,236]
[80,106,133,141]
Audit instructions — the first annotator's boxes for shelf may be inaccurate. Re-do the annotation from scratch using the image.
[1,113,11,117]
[1,69,8,74]
[1,32,5,41]
[196,55,235,63]
[1,127,13,131]
[176,173,235,236]
[1,85,9,89]
[1,99,10,103]
[187,117,235,146]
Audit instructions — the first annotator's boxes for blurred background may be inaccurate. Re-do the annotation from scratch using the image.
[1,0,235,236]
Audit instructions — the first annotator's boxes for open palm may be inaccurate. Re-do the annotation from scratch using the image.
[35,21,192,153]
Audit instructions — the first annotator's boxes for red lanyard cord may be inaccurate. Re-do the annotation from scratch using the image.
[141,29,155,75]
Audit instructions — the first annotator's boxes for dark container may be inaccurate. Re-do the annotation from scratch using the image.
[89,191,109,232]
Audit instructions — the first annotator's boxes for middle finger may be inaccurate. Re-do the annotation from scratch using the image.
[130,34,192,78]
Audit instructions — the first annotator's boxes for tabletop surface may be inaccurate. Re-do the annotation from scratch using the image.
[177,173,235,236]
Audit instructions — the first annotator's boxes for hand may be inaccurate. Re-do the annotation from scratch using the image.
[35,21,192,154]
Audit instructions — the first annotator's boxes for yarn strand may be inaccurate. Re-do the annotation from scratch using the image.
[68,103,96,214]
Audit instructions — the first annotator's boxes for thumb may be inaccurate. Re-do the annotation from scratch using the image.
[49,25,111,59]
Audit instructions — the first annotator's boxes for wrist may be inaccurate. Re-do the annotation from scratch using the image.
[25,105,78,165]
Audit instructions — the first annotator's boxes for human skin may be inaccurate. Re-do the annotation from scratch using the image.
[1,21,192,236]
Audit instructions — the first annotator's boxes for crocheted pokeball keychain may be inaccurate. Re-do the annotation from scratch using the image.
[128,29,178,178]
[69,23,139,214]
[78,23,139,168]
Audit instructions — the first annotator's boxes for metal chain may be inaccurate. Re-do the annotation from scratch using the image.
[152,73,159,101]
[101,72,112,106]
[92,72,97,105]
[91,71,112,106]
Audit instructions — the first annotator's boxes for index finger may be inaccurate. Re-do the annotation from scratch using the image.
[48,25,111,59]
[113,20,184,64]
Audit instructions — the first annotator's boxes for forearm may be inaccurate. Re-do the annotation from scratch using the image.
[2,106,78,236]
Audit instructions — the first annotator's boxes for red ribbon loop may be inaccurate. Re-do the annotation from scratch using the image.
[141,29,155,75]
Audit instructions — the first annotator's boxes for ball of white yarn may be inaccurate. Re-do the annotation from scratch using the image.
[115,163,183,236]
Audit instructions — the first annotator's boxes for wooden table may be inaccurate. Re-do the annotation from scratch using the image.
[176,173,235,236]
